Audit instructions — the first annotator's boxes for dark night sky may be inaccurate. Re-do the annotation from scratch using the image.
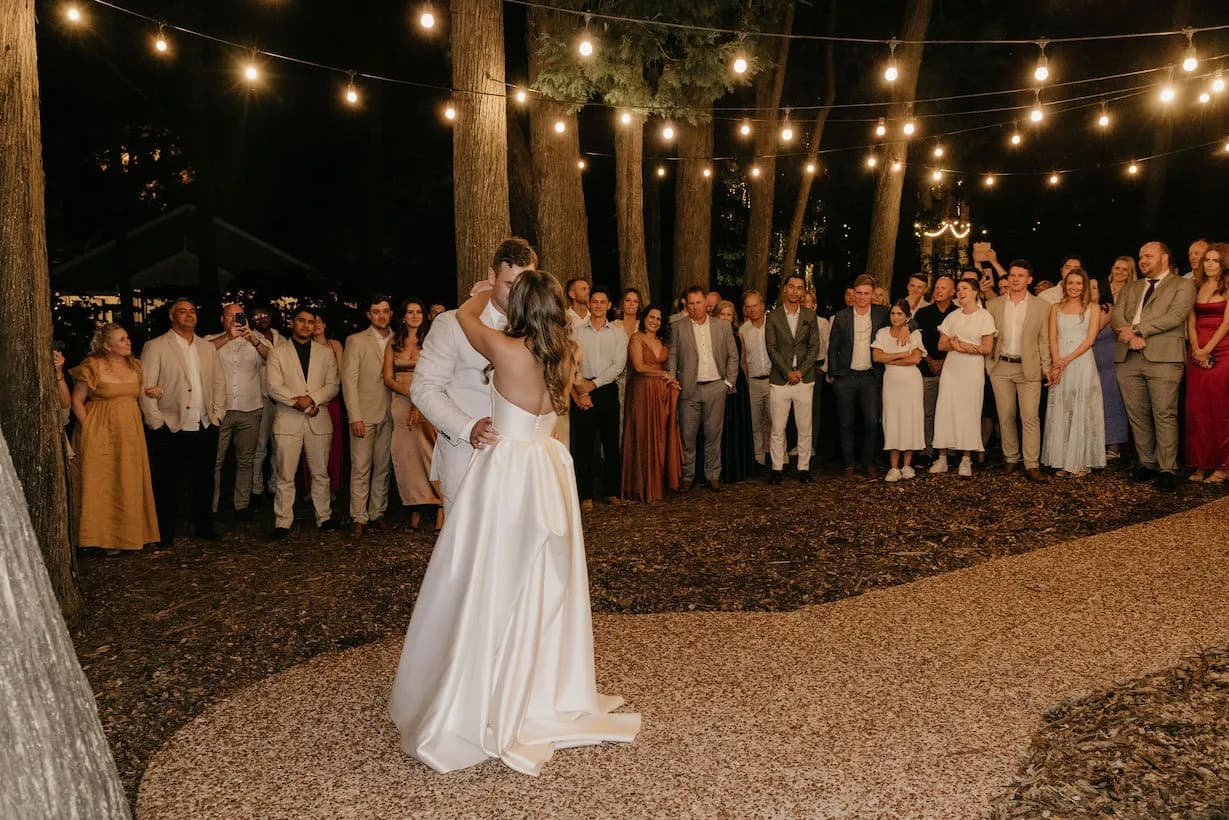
[35,0,1229,312]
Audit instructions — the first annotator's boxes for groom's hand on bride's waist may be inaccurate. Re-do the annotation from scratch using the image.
[470,417,501,449]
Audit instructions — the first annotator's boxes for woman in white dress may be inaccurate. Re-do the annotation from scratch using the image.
[872,299,926,482]
[930,279,997,478]
[1042,268,1105,477]
[389,270,640,776]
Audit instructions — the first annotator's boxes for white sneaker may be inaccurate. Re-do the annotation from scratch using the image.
[885,468,902,482]
[900,466,916,480]
[928,456,948,474]
[958,457,973,477]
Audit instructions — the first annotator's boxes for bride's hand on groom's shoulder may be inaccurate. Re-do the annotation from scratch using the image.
[469,276,496,297]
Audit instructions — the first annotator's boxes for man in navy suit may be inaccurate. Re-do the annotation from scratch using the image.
[827,275,890,477]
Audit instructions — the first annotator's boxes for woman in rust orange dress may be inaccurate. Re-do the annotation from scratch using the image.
[384,298,443,530]
[620,305,683,502]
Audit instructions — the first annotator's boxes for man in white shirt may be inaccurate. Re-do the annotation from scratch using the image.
[208,303,269,519]
[905,273,931,315]
[565,277,591,329]
[571,286,630,511]
[138,298,227,545]
[247,305,284,506]
[739,290,771,466]
[342,294,394,537]
[827,275,890,477]
[764,274,822,484]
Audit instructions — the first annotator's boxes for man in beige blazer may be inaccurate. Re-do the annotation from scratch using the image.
[342,295,394,536]
[139,298,227,545]
[1110,241,1197,491]
[985,260,1052,481]
[266,306,341,536]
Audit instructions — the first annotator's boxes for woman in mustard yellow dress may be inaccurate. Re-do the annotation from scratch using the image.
[70,323,160,550]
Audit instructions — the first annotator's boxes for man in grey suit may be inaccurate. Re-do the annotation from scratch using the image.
[1110,241,1197,491]
[765,273,822,484]
[667,286,740,490]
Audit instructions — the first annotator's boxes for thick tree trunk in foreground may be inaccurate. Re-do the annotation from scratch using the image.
[674,116,714,295]
[507,105,538,247]
[0,0,80,620]
[0,428,128,818]
[863,0,933,290]
[452,0,512,302]
[742,1,795,297]
[645,165,664,304]
[615,114,649,298]
[782,3,837,284]
[528,8,592,281]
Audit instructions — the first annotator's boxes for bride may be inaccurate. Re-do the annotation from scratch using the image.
[388,269,640,776]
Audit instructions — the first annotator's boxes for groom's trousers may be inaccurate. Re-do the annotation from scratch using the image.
[570,383,621,500]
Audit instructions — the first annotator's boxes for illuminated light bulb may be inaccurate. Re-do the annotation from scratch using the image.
[619,110,632,125]
[931,169,943,182]
[514,88,527,105]
[554,119,566,134]
[890,160,902,173]
[656,166,666,178]
[419,4,436,30]
[932,145,944,159]
[1159,84,1176,104]
[732,55,748,74]
[1200,91,1211,104]
[1098,113,1110,128]
[902,119,916,136]
[780,124,794,142]
[984,174,996,187]
[661,124,675,141]
[884,60,899,83]
[577,159,587,170]
[1127,162,1139,175]
[1223,140,1229,153]
[805,162,816,175]
[750,165,761,178]
[1030,105,1043,123]
[1213,71,1226,93]
[1034,57,1049,82]
[1010,132,1022,146]
[1048,173,1060,186]
[578,38,594,58]
[738,120,752,137]
[702,167,712,178]
[444,104,457,121]
[1183,54,1197,72]
[155,34,169,54]
[874,117,886,138]
[243,63,260,83]
[865,155,878,169]
[344,85,359,106]
[65,4,82,23]
[1183,32,1197,72]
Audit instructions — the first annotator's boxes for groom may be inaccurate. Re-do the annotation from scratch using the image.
[411,238,538,510]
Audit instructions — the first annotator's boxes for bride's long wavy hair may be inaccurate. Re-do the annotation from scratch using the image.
[502,270,577,414]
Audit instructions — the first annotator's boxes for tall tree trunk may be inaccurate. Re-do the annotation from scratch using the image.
[0,430,129,817]
[742,1,795,297]
[506,106,537,247]
[527,9,592,281]
[615,114,649,298]
[863,0,933,290]
[645,164,663,304]
[673,115,714,295]
[0,0,80,620]
[782,2,837,284]
[452,0,512,302]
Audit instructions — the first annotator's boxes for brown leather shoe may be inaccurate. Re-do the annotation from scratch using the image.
[707,479,721,491]
[580,499,594,512]
[679,479,693,492]
[349,522,364,538]
[1002,462,1020,475]
[1025,467,1045,483]
[367,517,388,531]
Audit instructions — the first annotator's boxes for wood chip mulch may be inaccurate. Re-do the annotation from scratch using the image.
[66,462,1227,806]
[990,645,1229,819]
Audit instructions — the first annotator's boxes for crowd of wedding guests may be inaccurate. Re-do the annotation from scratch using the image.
[59,235,1228,553]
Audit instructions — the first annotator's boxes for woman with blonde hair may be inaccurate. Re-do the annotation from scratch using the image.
[1105,255,1138,305]
[390,269,639,776]
[1042,268,1105,477]
[69,323,160,551]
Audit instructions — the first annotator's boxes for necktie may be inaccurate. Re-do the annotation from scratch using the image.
[1140,278,1158,312]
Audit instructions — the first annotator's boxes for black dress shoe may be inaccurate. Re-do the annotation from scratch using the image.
[196,524,220,541]
[797,470,813,484]
[318,518,340,531]
[1156,471,1177,492]
[233,508,253,523]
[769,470,784,485]
[1131,466,1159,483]
[268,527,291,540]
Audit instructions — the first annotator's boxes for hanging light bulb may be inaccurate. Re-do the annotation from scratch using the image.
[618,110,632,125]
[739,119,752,138]
[702,167,712,178]
[1029,90,1044,123]
[1009,130,1023,147]
[1097,102,1111,128]
[805,162,817,175]
[419,3,436,30]
[1223,140,1229,153]
[443,103,457,121]
[1213,70,1226,94]
[780,114,794,143]
[1199,91,1211,104]
[1159,68,1177,103]
[242,53,261,85]
[1048,173,1060,186]
[932,143,944,159]
[750,165,761,178]
[514,88,528,105]
[661,123,675,141]
[577,159,587,170]
[656,166,666,178]
[732,32,749,75]
[902,119,916,137]
[891,160,903,173]
[930,169,943,182]
[343,73,360,106]
[577,15,596,58]
[1033,40,1049,82]
[64,3,83,24]
[1127,161,1139,175]
[865,154,878,169]
[554,119,566,134]
[153,25,170,55]
[1182,29,1197,72]
[983,174,996,187]
[883,38,899,83]
[874,117,887,138]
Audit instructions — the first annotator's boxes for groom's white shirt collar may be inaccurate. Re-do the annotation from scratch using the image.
[483,300,508,332]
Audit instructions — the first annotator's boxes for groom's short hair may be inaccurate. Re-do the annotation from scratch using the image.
[492,237,537,271]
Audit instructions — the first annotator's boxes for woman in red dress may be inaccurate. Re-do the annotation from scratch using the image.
[1185,242,1229,483]
[620,306,683,502]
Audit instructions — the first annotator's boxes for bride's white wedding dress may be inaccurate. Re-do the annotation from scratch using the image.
[389,385,640,776]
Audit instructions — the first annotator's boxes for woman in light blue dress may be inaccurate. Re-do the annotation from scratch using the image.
[1042,268,1105,477]
[1091,278,1129,459]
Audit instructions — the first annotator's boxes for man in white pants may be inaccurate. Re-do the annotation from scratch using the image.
[739,290,772,467]
[765,273,822,484]
[342,295,394,537]
[265,307,340,537]
[412,238,538,511]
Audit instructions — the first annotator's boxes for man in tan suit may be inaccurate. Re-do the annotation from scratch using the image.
[266,306,341,536]
[1110,241,1197,491]
[139,298,227,545]
[985,260,1051,482]
[342,295,394,536]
